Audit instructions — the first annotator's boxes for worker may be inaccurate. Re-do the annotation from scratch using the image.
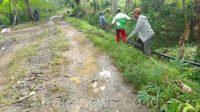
[127,8,154,56]
[99,12,108,30]
[111,9,132,43]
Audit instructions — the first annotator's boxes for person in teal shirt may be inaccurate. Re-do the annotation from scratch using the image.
[111,9,132,43]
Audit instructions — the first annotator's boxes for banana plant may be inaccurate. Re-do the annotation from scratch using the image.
[183,100,200,112]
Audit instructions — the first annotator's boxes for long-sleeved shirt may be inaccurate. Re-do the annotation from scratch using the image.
[111,13,131,29]
[99,15,107,26]
[129,15,154,42]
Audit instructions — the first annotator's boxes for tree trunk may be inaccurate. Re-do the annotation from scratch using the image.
[12,0,18,25]
[58,0,63,8]
[177,0,190,59]
[182,0,186,11]
[195,0,200,56]
[93,0,97,12]
[182,0,187,25]
[13,10,18,25]
[134,0,137,7]
[24,0,34,20]
[112,0,117,14]
[125,0,132,11]
[178,22,191,59]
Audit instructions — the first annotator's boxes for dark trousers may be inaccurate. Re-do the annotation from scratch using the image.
[137,38,152,56]
[143,38,152,56]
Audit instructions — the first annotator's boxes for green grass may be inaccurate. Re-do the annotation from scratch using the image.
[0,25,69,106]
[0,43,39,106]
[50,36,69,65]
[64,17,200,112]
[48,27,69,76]
[0,29,50,106]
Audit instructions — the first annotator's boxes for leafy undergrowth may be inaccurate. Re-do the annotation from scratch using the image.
[65,17,200,112]
[155,45,199,62]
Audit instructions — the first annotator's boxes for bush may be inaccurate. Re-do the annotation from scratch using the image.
[190,69,200,82]
[72,5,86,17]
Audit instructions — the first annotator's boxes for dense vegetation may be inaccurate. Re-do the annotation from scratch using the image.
[64,15,200,112]
[0,0,65,25]
[0,0,200,112]
[65,0,200,62]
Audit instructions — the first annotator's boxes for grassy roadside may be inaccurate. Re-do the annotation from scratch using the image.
[64,17,200,112]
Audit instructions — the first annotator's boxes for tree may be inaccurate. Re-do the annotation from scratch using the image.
[112,0,117,14]
[24,0,34,20]
[182,0,187,25]
[178,22,191,59]
[141,0,165,12]
[178,0,189,59]
[93,0,97,12]
[194,0,200,57]
[12,0,19,25]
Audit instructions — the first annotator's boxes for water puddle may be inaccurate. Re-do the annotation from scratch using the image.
[99,69,111,78]
[91,69,112,93]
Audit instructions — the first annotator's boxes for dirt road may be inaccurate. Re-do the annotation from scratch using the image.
[0,14,148,112]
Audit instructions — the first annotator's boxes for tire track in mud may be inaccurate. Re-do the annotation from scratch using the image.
[57,21,148,112]
[0,15,69,111]
[0,16,57,84]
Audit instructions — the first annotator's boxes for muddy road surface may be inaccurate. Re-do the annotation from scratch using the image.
[0,14,148,112]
